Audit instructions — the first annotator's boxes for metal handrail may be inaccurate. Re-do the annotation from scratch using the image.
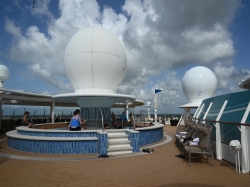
[124,108,136,131]
[98,108,104,132]
[139,110,147,126]
[139,110,159,126]
[193,118,250,127]
[192,117,242,147]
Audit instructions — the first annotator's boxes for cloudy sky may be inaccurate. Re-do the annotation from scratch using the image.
[0,0,249,115]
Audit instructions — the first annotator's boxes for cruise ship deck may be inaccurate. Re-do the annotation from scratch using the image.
[0,124,249,187]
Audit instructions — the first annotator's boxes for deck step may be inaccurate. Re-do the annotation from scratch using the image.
[108,144,132,149]
[107,145,133,155]
[107,150,133,155]
[108,134,128,139]
[108,139,130,145]
[107,131,132,156]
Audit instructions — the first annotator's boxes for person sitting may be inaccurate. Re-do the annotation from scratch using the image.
[111,112,120,129]
[141,121,155,127]
[68,109,87,131]
[149,122,154,126]
[128,113,134,126]
[21,111,35,128]
[103,119,110,129]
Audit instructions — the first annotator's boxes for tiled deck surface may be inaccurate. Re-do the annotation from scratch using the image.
[0,125,249,187]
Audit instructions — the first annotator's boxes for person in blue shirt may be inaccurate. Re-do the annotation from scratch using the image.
[118,112,128,128]
[122,112,128,121]
[69,109,87,131]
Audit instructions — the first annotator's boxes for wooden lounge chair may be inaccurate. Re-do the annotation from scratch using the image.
[175,122,196,146]
[184,125,214,167]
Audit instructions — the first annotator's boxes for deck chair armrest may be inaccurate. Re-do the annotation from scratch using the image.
[198,145,211,149]
[176,130,185,133]
[187,144,211,149]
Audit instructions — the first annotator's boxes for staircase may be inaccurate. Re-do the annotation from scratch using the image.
[107,130,133,155]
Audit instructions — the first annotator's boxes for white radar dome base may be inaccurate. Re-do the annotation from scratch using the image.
[64,27,127,94]
[53,93,136,108]
[182,66,217,106]
[0,65,10,87]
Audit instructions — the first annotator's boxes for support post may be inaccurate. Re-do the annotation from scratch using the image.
[196,103,204,120]
[153,94,157,121]
[216,100,228,160]
[202,102,213,122]
[193,103,202,119]
[240,101,250,173]
[50,101,55,123]
[126,103,129,120]
[185,108,191,121]
[147,101,151,120]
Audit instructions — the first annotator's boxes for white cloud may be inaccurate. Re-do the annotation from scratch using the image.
[28,63,71,91]
[214,63,250,91]
[4,0,247,112]
[31,0,54,21]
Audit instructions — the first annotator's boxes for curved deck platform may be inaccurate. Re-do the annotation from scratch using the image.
[6,123,164,155]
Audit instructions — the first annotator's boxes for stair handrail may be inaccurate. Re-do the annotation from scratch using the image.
[139,110,147,126]
[124,108,136,131]
[139,110,159,126]
[98,108,104,132]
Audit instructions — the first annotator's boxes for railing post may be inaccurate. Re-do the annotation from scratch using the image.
[98,108,104,132]
[215,100,228,160]
[240,102,250,173]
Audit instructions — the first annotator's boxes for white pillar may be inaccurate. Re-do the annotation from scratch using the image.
[203,102,213,120]
[126,103,129,119]
[196,103,204,119]
[241,126,250,173]
[148,107,150,119]
[216,100,228,160]
[177,110,185,126]
[240,102,250,173]
[153,95,158,121]
[50,101,55,123]
[154,108,157,121]
[185,108,191,121]
[147,101,151,120]
[193,104,202,118]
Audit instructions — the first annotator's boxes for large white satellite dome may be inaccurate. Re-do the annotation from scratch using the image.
[0,65,9,81]
[64,27,127,94]
[182,66,217,104]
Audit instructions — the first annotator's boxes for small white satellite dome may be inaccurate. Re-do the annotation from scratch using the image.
[0,65,9,81]
[229,140,241,151]
[64,27,127,94]
[147,101,151,107]
[182,66,217,103]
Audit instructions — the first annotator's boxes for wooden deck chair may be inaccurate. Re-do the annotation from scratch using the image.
[184,125,214,167]
[175,122,196,146]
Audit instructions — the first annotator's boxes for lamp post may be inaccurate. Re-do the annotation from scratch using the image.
[147,101,151,120]
[153,88,162,122]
